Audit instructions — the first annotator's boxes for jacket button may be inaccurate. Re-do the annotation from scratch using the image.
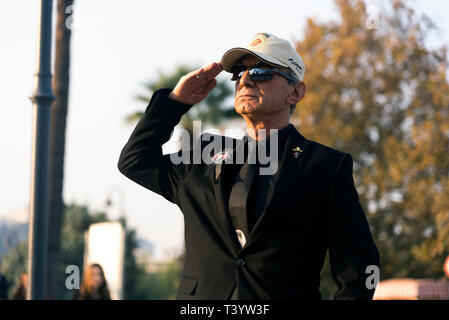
[237,259,245,267]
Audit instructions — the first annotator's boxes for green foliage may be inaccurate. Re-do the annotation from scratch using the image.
[132,258,182,300]
[118,216,149,299]
[0,241,27,299]
[0,223,27,259]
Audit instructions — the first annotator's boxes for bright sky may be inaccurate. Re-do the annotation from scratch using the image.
[0,0,448,259]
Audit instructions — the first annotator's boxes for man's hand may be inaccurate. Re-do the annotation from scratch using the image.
[169,62,223,105]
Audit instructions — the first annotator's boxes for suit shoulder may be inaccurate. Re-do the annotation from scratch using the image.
[305,138,349,167]
[308,139,346,156]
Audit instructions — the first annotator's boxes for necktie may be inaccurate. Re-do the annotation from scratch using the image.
[228,140,257,248]
[246,141,272,232]
[227,140,256,301]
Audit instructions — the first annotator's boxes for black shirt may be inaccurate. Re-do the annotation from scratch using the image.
[245,124,292,232]
[224,124,293,234]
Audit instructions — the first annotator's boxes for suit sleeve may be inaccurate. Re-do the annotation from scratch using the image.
[328,153,380,300]
[117,88,193,204]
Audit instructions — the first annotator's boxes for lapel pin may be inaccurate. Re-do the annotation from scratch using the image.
[211,150,230,164]
[292,146,303,158]
[212,149,233,181]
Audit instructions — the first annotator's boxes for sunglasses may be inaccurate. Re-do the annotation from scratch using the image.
[231,64,298,83]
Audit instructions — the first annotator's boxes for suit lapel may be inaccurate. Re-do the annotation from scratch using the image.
[211,171,242,254]
[242,128,310,252]
[207,136,247,255]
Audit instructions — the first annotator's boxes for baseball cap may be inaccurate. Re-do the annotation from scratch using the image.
[221,32,305,82]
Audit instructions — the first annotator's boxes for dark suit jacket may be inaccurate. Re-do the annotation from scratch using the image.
[118,88,380,300]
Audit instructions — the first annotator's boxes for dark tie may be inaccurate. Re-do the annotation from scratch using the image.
[228,139,257,248]
[228,155,256,248]
[227,140,256,301]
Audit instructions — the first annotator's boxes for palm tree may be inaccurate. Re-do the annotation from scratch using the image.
[47,0,74,299]
[126,65,237,149]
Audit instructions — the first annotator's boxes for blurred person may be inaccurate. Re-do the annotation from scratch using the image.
[73,263,110,300]
[12,273,27,300]
[118,32,380,299]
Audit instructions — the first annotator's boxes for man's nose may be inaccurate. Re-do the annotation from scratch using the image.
[239,70,255,87]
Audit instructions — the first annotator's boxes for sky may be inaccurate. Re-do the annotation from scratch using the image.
[0,0,448,259]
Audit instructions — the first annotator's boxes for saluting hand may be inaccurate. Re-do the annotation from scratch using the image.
[169,62,223,105]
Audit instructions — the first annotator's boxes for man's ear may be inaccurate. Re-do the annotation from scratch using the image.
[286,82,306,105]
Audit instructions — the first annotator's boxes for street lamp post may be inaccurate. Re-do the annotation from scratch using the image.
[27,0,55,300]
[105,186,126,221]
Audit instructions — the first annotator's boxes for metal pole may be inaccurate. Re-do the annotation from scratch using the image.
[27,0,55,300]
[105,186,126,220]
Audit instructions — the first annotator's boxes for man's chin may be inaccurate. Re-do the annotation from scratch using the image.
[235,104,262,115]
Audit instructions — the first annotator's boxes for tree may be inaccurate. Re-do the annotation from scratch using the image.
[126,65,236,149]
[47,0,75,299]
[131,253,183,300]
[118,216,149,299]
[0,241,27,299]
[294,0,449,282]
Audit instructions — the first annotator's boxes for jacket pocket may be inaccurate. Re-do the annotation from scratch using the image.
[178,275,199,295]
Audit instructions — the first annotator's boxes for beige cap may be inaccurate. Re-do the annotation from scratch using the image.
[221,32,305,81]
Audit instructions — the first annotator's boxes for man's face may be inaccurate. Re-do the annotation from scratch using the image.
[234,55,293,116]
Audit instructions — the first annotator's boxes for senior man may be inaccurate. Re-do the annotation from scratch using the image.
[118,32,380,300]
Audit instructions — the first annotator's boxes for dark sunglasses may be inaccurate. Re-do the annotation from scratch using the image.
[231,64,298,83]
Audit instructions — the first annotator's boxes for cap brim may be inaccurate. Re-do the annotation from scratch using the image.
[221,47,288,72]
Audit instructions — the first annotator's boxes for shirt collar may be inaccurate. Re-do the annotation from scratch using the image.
[244,124,291,145]
[239,124,293,163]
